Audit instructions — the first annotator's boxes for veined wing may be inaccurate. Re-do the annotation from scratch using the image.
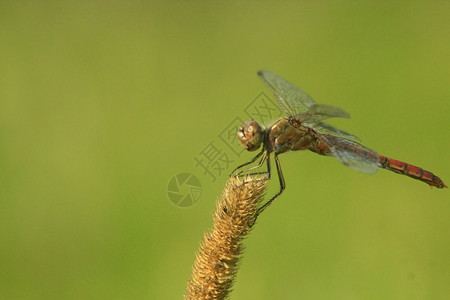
[319,134,380,173]
[258,70,351,121]
[258,70,316,117]
[303,104,350,120]
[305,118,360,141]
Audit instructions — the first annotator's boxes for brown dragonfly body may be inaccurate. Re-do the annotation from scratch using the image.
[233,70,446,220]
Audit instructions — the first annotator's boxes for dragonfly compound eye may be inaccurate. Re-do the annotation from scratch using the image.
[237,120,263,151]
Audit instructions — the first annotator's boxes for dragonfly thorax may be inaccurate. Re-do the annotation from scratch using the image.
[238,120,264,152]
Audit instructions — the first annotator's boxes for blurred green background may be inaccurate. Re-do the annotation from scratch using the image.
[0,1,449,299]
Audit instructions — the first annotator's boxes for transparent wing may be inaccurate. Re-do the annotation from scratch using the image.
[258,70,351,121]
[319,134,380,173]
[258,70,316,116]
[303,104,350,120]
[305,119,360,141]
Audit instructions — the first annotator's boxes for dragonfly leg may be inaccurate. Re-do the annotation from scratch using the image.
[239,153,271,188]
[238,151,269,176]
[230,149,265,176]
[246,154,271,178]
[234,152,269,189]
[251,153,285,225]
[266,154,271,179]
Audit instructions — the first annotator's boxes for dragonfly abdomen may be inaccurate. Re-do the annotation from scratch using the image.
[378,155,447,188]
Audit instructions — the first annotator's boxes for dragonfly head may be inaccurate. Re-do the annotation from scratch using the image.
[238,120,263,151]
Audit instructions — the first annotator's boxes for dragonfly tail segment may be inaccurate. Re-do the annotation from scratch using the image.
[378,155,447,188]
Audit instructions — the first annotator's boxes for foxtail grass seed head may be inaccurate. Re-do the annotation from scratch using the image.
[184,176,267,300]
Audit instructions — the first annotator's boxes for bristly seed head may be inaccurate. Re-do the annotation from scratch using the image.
[237,120,263,151]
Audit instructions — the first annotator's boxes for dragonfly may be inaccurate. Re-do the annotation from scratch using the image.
[232,70,446,219]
